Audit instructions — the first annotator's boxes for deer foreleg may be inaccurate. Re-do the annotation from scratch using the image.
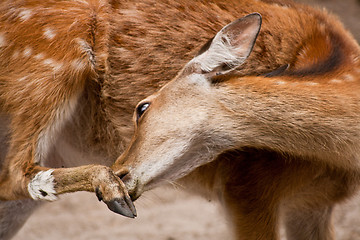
[0,148,136,218]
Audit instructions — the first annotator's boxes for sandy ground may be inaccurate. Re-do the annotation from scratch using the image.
[14,188,230,240]
[12,0,360,239]
[12,188,360,240]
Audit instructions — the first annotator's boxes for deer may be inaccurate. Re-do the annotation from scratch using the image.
[112,4,360,240]
[0,0,358,239]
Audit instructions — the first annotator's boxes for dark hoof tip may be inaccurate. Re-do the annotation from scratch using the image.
[105,197,137,218]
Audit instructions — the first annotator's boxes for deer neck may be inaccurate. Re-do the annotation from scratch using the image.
[214,64,360,169]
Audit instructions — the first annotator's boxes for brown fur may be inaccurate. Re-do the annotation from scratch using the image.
[0,0,359,239]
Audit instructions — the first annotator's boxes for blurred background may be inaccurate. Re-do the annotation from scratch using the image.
[13,1,360,239]
[300,0,359,42]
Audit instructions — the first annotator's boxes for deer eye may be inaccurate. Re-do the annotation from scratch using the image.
[136,102,150,122]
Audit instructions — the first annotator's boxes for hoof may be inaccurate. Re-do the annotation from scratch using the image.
[104,197,137,218]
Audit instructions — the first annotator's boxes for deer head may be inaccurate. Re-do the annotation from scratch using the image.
[112,13,262,200]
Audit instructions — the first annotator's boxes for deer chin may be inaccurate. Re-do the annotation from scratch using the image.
[123,170,176,201]
[123,143,221,202]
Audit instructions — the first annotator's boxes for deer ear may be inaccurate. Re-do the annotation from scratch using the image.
[190,13,262,75]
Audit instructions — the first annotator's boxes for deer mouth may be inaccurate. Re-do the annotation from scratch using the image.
[120,171,143,201]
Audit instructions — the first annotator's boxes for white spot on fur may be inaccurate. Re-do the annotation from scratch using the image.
[120,9,141,18]
[43,58,54,66]
[71,58,87,71]
[329,79,342,84]
[12,50,20,59]
[34,53,45,60]
[18,9,32,21]
[18,76,28,82]
[28,170,57,201]
[0,33,6,47]
[72,0,91,5]
[43,58,63,71]
[23,47,32,57]
[305,82,319,86]
[43,27,56,40]
[36,95,79,165]
[275,81,286,85]
[273,3,289,9]
[343,74,354,82]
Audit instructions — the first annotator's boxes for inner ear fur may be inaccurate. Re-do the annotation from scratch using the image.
[190,13,262,76]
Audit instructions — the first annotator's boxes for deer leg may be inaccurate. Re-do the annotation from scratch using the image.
[281,175,348,240]
[0,199,41,240]
[222,186,280,240]
[52,164,136,217]
[281,163,359,240]
[0,146,136,217]
[283,205,334,240]
[0,73,136,217]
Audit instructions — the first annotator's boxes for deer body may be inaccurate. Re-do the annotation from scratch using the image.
[113,3,360,240]
[0,0,359,239]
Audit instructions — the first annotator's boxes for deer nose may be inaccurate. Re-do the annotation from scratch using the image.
[115,168,141,201]
[116,168,136,193]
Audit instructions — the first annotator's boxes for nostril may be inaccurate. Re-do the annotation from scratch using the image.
[116,168,130,180]
[121,172,132,183]
[119,172,129,181]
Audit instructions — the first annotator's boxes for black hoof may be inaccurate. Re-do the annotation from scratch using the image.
[105,196,137,218]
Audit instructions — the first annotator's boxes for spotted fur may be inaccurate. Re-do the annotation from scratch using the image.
[0,0,359,239]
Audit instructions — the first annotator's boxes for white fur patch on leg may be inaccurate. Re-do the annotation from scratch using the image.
[28,170,58,201]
